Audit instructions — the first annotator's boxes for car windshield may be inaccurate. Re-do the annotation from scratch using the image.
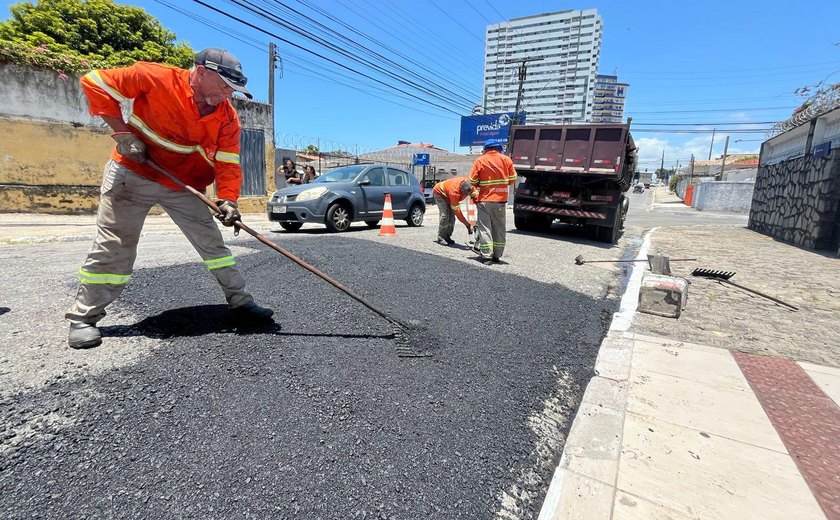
[316,165,367,183]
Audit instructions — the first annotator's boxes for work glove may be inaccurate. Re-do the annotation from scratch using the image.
[111,132,147,163]
[215,199,241,228]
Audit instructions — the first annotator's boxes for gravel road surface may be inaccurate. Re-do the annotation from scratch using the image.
[0,207,638,519]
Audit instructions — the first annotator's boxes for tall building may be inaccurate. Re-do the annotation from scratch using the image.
[592,74,629,123]
[482,9,603,125]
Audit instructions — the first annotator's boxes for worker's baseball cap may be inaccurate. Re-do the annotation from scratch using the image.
[194,48,252,99]
[483,139,503,150]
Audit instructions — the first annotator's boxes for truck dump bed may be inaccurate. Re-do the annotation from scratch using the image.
[509,123,634,178]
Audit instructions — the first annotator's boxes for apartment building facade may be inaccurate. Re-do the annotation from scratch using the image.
[592,74,629,123]
[482,9,603,125]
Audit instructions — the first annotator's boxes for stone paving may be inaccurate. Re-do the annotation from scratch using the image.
[632,224,840,367]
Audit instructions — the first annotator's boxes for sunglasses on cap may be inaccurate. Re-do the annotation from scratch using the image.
[202,60,247,86]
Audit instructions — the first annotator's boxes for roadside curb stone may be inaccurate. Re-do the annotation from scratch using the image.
[539,331,634,519]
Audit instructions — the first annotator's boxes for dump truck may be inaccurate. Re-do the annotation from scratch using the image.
[509,122,637,244]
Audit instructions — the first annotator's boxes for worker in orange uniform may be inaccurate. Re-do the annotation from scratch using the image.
[432,176,478,246]
[468,139,517,264]
[66,48,274,350]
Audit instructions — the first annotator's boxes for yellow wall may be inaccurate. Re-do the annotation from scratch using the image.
[0,117,273,214]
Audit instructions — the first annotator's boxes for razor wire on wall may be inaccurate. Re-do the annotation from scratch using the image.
[769,84,840,137]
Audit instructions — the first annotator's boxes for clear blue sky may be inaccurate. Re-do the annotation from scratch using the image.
[5,1,839,170]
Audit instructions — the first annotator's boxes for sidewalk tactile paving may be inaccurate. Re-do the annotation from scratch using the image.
[734,351,840,520]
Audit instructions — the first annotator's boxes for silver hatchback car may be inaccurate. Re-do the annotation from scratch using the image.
[267,163,426,232]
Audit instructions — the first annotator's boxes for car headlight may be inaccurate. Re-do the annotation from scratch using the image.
[296,187,328,202]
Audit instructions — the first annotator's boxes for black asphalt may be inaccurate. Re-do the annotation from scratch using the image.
[1,235,615,519]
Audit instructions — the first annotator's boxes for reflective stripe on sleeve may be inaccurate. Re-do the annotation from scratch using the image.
[216,151,240,165]
[84,71,127,102]
[204,256,235,270]
[78,268,131,285]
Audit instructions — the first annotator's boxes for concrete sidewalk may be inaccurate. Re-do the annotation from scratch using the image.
[540,189,840,519]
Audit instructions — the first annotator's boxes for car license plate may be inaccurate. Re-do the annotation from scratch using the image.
[272,205,287,214]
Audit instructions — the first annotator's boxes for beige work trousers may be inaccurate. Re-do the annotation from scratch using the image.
[475,202,508,260]
[65,161,252,325]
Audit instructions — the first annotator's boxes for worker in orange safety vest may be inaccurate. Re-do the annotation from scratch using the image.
[468,139,517,264]
[66,48,274,350]
[432,176,478,246]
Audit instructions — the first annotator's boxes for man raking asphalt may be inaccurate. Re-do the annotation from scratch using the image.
[65,48,274,349]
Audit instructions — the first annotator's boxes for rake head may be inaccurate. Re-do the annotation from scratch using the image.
[692,268,736,280]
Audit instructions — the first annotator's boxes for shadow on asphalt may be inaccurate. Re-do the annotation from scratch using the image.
[508,223,621,249]
[99,304,395,341]
[0,307,9,316]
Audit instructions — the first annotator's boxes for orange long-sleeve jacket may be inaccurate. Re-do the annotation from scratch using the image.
[81,62,243,201]
[433,176,478,226]
[468,150,517,203]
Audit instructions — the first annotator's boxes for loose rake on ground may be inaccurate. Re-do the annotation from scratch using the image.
[691,268,798,311]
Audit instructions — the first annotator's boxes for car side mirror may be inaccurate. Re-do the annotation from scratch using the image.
[358,179,371,186]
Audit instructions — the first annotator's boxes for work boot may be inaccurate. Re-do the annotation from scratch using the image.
[231,301,274,323]
[443,237,455,246]
[68,323,102,349]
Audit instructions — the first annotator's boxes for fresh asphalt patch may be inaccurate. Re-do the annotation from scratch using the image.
[1,235,615,519]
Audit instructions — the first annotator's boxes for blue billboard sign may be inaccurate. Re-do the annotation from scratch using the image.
[412,153,430,166]
[459,112,525,147]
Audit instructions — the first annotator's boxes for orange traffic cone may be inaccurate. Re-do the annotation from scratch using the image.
[467,199,476,226]
[379,193,397,237]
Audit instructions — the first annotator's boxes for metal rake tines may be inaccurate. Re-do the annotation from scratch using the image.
[692,268,736,280]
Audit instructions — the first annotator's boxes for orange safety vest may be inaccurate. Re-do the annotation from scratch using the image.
[81,62,243,201]
[433,176,478,226]
[468,150,517,203]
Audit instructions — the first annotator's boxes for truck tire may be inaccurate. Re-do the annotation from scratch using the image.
[597,209,621,244]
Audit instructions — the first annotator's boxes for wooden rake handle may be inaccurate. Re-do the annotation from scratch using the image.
[144,160,409,330]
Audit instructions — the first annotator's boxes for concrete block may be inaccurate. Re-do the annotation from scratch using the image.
[637,274,688,318]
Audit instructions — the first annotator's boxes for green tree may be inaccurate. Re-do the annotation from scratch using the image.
[0,0,194,74]
[303,144,320,155]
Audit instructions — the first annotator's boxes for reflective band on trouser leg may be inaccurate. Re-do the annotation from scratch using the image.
[434,194,454,240]
[490,203,507,259]
[77,268,131,285]
[204,255,236,270]
[475,203,494,258]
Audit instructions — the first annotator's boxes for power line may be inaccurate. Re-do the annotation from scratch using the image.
[631,121,777,126]
[629,106,792,114]
[479,0,507,21]
[426,0,486,45]
[294,0,480,103]
[189,0,469,115]
[237,0,475,111]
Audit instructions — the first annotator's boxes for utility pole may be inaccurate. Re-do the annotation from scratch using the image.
[717,136,730,181]
[506,57,540,152]
[708,129,716,160]
[268,42,278,108]
[659,149,665,178]
[689,154,695,184]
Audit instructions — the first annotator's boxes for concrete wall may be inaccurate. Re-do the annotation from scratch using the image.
[0,63,274,214]
[722,168,757,182]
[0,63,103,126]
[691,181,755,213]
[749,148,840,251]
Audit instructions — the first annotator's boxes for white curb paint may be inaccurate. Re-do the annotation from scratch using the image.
[537,227,658,520]
[608,227,658,332]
